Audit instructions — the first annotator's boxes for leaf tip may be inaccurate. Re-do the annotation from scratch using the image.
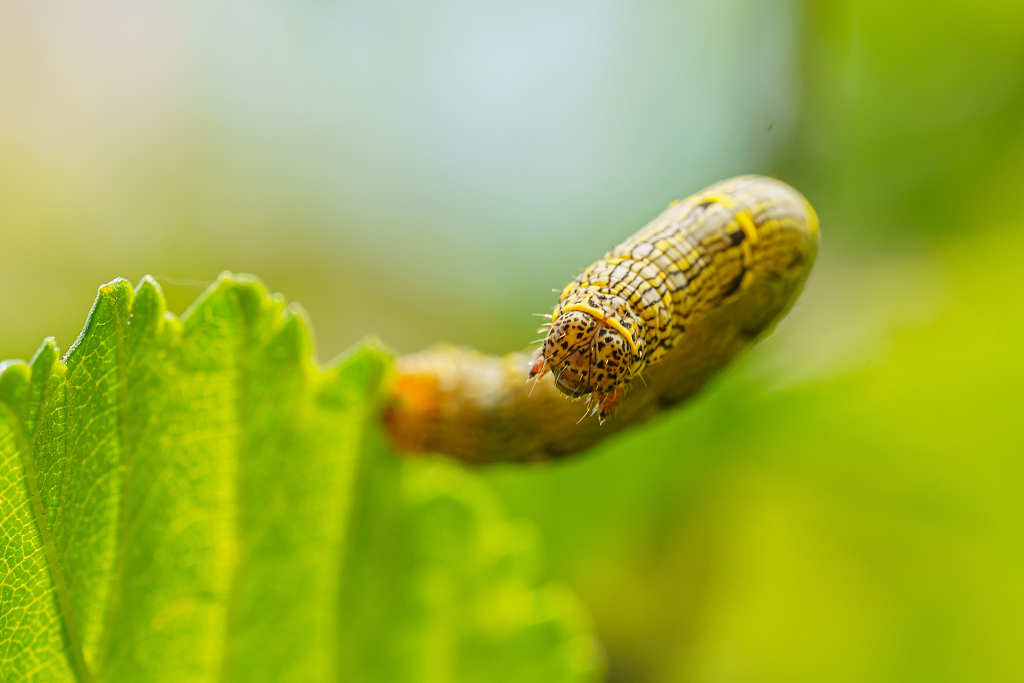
[124,276,171,357]
[28,337,62,374]
[221,273,274,328]
[217,270,265,289]
[320,337,395,409]
[0,359,31,413]
[65,277,135,362]
[98,276,134,300]
[131,275,168,321]
[270,303,315,363]
[136,274,163,295]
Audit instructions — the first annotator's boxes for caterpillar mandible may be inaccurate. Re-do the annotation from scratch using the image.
[385,176,819,464]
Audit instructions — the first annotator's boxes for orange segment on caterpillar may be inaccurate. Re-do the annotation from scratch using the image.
[384,175,819,464]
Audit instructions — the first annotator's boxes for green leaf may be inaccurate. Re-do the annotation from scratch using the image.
[0,274,597,683]
[340,437,598,683]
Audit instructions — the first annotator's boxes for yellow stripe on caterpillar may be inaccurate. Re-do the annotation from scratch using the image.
[557,303,642,358]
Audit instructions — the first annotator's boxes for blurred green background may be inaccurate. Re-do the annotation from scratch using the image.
[2,0,1023,680]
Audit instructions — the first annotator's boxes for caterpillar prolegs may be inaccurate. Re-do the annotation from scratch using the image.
[384,176,819,464]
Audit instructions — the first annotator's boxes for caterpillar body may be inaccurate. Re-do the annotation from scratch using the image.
[385,176,819,464]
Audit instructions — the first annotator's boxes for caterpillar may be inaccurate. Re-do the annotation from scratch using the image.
[384,176,819,464]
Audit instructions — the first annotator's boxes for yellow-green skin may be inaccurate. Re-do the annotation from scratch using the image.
[531,175,819,421]
[385,175,819,463]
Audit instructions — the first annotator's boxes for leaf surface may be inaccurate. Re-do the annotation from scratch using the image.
[0,274,596,683]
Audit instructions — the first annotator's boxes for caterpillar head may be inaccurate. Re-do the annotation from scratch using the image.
[529,296,646,422]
